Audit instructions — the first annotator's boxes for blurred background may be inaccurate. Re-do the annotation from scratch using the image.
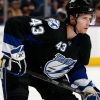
[0,0,100,100]
[0,0,100,24]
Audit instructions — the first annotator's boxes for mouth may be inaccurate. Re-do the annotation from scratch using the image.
[84,28,88,30]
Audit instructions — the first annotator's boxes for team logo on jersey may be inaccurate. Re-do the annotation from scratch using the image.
[47,18,60,29]
[44,53,77,79]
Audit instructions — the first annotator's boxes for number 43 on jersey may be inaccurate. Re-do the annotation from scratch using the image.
[29,18,44,35]
[56,41,67,52]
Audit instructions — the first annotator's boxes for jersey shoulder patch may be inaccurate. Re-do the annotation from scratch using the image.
[46,18,60,29]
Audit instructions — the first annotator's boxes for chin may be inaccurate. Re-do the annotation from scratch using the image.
[80,32,86,34]
[82,30,87,34]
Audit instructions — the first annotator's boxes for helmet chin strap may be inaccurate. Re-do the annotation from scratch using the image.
[70,14,79,34]
[66,14,78,34]
[73,25,77,34]
[69,18,78,34]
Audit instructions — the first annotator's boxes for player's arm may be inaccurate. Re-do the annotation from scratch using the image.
[2,16,46,76]
[68,34,92,85]
[67,34,100,100]
[2,16,28,76]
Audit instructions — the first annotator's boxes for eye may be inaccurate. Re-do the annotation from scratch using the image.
[82,17,92,22]
[82,17,87,20]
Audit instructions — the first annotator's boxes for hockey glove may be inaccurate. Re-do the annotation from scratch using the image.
[86,92,100,100]
[85,87,100,100]
[2,45,27,76]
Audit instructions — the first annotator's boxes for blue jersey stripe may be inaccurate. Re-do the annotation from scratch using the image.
[68,68,88,84]
[78,81,94,91]
[25,34,42,44]
[4,33,23,47]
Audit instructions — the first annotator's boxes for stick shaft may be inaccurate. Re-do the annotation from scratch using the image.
[26,69,85,98]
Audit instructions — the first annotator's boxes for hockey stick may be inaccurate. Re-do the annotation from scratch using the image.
[26,69,87,99]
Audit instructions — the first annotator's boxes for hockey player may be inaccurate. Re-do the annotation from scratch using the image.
[1,0,100,100]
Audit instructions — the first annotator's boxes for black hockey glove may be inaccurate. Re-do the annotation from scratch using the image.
[2,45,27,77]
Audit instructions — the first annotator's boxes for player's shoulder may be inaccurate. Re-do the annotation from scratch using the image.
[45,17,65,29]
[28,16,66,28]
[44,17,65,25]
[38,17,65,30]
[28,16,66,32]
[83,34,90,39]
[44,16,65,22]
[78,34,91,46]
[78,33,90,40]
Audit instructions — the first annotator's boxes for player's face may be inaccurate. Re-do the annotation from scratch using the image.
[76,14,92,34]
